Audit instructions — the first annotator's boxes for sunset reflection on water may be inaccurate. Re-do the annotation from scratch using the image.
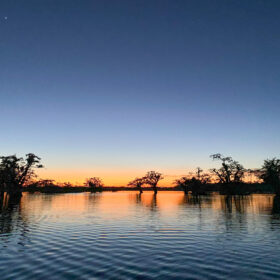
[19,191,276,211]
[14,191,280,224]
[1,192,280,279]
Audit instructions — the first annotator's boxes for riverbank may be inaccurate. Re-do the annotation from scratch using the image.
[23,183,275,194]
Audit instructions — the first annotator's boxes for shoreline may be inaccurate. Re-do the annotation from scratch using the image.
[22,183,276,195]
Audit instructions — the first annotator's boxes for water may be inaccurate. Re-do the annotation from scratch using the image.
[1,192,280,279]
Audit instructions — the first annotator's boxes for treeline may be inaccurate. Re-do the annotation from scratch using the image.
[128,154,280,195]
[0,153,280,196]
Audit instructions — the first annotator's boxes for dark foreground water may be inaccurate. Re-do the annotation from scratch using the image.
[1,192,280,279]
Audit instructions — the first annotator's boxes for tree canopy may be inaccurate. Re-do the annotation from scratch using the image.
[258,158,280,191]
[84,177,104,189]
[144,171,163,194]
[210,153,245,184]
[0,153,43,193]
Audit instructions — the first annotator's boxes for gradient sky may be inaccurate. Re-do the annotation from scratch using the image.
[1,0,279,185]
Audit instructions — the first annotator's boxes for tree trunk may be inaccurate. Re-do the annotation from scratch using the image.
[153,186,157,194]
[275,184,280,196]
[7,184,22,196]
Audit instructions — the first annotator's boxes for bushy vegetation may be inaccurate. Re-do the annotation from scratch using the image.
[174,168,210,194]
[257,158,280,194]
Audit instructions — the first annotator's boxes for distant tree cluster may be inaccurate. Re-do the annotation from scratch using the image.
[175,167,210,194]
[173,154,280,195]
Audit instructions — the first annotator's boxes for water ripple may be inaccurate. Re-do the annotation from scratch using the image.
[1,192,280,279]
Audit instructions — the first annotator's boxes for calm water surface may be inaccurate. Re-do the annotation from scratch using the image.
[1,191,280,279]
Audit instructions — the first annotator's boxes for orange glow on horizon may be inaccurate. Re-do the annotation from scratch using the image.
[36,167,260,187]
[37,168,184,187]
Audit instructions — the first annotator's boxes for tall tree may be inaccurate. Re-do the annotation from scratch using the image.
[210,154,245,184]
[145,171,163,194]
[258,158,280,194]
[0,153,43,194]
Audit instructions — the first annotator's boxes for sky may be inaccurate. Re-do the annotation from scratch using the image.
[0,0,279,186]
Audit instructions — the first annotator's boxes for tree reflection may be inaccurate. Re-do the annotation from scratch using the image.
[222,195,233,213]
[135,193,142,205]
[149,194,158,212]
[220,195,252,214]
[179,194,214,209]
[85,192,102,212]
[0,192,21,213]
[0,192,29,244]
[182,194,202,208]
[219,195,253,232]
[132,192,158,212]
[272,195,280,215]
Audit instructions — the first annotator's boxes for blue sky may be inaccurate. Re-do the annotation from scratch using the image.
[0,0,279,184]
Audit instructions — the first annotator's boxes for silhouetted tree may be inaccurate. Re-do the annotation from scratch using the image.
[0,153,43,194]
[174,176,190,194]
[195,167,211,184]
[175,167,210,194]
[258,158,280,194]
[144,171,163,194]
[128,177,145,193]
[210,154,245,184]
[84,177,103,192]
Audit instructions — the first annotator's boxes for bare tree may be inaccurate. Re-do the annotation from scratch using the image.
[144,171,163,194]
[128,177,145,193]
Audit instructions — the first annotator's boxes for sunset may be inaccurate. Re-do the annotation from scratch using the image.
[2,1,279,184]
[1,0,280,279]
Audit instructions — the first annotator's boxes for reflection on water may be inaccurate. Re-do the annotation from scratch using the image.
[272,196,280,215]
[1,192,280,279]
